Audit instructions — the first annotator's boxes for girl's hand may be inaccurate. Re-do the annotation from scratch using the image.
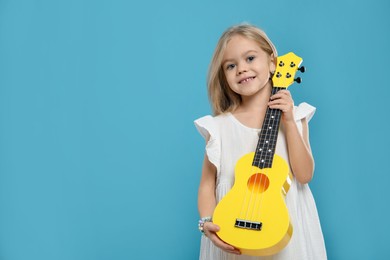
[268,90,294,123]
[203,222,241,255]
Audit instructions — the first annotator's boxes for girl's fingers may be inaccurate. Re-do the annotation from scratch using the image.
[268,100,292,110]
[211,235,240,254]
[269,104,288,112]
[212,236,241,254]
[270,95,292,103]
[270,89,291,99]
[203,222,219,233]
[269,90,293,113]
[203,223,241,255]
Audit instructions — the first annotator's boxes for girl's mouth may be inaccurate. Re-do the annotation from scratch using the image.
[239,76,256,84]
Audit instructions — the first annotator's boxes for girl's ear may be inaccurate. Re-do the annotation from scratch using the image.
[270,53,276,73]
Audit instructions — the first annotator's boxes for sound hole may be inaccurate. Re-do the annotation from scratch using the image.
[247,173,269,193]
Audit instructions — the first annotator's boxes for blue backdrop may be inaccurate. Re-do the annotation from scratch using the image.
[1,0,389,259]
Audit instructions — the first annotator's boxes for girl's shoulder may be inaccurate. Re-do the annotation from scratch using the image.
[194,114,226,173]
[194,113,232,140]
[194,113,231,127]
[195,112,231,120]
[294,102,316,122]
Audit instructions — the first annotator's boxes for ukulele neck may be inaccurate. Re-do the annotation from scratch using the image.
[252,87,285,169]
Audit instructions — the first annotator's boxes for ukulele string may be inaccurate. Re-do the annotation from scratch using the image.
[238,149,255,221]
[242,160,258,221]
[241,122,266,221]
[245,117,270,221]
[238,181,248,220]
[248,109,270,221]
[252,110,273,221]
[252,87,282,222]
[245,89,277,222]
[247,159,262,222]
[238,117,258,220]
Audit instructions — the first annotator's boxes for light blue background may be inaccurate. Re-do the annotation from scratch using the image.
[1,0,389,259]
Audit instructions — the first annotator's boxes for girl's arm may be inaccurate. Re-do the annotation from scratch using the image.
[283,117,314,184]
[198,154,241,255]
[198,154,217,218]
[268,90,314,184]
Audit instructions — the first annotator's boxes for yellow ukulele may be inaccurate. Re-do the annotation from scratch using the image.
[213,52,305,256]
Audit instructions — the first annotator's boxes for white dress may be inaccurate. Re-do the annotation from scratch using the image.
[194,103,327,260]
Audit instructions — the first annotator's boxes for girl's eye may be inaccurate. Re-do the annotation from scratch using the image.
[247,56,255,62]
[226,64,236,70]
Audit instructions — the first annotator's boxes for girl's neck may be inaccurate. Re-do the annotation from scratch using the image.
[235,83,272,114]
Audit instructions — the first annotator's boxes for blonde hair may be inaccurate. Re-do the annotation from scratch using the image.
[207,24,278,115]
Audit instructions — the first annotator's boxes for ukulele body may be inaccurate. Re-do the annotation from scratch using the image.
[213,152,293,256]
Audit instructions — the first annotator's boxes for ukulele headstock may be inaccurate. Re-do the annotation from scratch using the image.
[272,52,305,88]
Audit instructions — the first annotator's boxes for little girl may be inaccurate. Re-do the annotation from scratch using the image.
[194,24,327,259]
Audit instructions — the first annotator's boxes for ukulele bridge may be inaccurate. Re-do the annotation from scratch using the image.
[235,219,262,231]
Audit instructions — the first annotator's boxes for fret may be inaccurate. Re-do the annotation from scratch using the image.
[258,133,279,140]
[252,87,283,169]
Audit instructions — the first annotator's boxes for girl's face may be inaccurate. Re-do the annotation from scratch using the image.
[222,35,275,98]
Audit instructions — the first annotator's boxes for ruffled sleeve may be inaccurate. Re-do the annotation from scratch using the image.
[294,102,316,122]
[194,115,221,173]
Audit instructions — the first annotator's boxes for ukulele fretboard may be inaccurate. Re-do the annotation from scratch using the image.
[252,87,284,169]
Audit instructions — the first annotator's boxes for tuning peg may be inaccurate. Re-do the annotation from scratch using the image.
[298,66,306,73]
[294,77,302,84]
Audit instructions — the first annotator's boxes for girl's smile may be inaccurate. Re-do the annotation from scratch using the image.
[238,76,256,84]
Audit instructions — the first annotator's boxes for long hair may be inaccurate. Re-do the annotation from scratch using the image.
[207,24,278,115]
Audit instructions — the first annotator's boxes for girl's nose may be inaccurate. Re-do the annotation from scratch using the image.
[238,67,248,75]
[237,62,248,75]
